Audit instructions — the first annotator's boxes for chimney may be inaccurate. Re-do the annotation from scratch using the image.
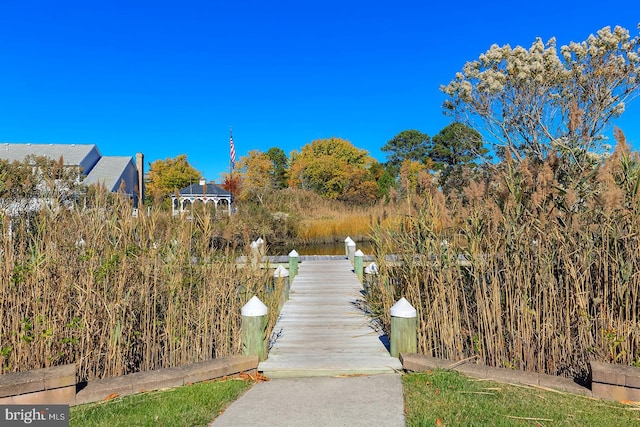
[136,152,144,206]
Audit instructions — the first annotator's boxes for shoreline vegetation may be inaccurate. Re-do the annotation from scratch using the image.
[3,131,640,388]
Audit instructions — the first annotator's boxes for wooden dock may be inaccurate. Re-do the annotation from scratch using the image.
[258,258,402,378]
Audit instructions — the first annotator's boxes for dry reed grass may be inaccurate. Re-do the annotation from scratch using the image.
[0,185,278,381]
[369,134,640,381]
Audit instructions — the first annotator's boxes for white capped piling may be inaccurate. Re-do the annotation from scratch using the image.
[273,265,290,301]
[288,249,299,282]
[390,297,417,358]
[354,249,364,282]
[250,241,261,267]
[347,240,356,265]
[363,262,378,294]
[256,237,266,257]
[241,296,268,361]
[344,236,354,258]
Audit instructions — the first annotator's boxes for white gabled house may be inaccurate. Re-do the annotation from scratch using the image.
[0,143,145,206]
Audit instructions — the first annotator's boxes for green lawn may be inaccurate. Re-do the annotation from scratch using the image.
[403,370,640,426]
[69,378,252,427]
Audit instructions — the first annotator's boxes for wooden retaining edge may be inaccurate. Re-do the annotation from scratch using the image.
[590,360,640,401]
[0,364,76,405]
[0,355,258,406]
[75,355,259,405]
[400,353,591,397]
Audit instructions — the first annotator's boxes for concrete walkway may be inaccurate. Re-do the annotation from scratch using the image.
[211,374,404,427]
[211,259,405,426]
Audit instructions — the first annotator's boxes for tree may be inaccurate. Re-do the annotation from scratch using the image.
[381,130,431,173]
[288,137,379,202]
[431,123,489,194]
[441,25,640,164]
[266,147,288,189]
[145,154,202,203]
[237,150,274,204]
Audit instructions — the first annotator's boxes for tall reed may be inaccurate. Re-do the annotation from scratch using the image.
[369,135,640,381]
[0,184,277,381]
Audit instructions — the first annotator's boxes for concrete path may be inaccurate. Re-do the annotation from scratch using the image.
[211,258,405,426]
[211,374,404,427]
[259,259,402,377]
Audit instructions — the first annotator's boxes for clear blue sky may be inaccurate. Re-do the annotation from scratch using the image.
[1,1,639,181]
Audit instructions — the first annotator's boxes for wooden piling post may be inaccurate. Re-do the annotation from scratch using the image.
[354,249,364,282]
[241,296,268,361]
[250,241,260,267]
[274,265,290,301]
[390,297,417,358]
[363,262,378,294]
[256,237,266,257]
[347,240,356,265]
[344,236,354,258]
[288,249,299,282]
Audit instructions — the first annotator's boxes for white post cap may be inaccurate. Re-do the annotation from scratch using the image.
[364,262,378,274]
[250,241,259,249]
[256,237,264,244]
[274,265,289,277]
[347,240,356,247]
[289,249,299,257]
[354,249,364,256]
[390,297,417,318]
[344,236,354,243]
[241,296,268,316]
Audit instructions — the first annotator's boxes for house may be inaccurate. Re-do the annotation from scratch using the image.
[0,143,144,206]
[171,179,232,216]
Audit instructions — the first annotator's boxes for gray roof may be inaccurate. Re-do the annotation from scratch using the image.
[178,183,231,197]
[0,143,100,166]
[83,157,135,192]
[0,143,140,199]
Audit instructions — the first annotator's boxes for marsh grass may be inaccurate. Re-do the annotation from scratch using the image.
[369,134,640,380]
[0,184,279,381]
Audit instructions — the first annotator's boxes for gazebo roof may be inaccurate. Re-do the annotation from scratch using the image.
[176,182,231,197]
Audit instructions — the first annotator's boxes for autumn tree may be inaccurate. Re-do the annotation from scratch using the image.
[288,137,379,203]
[237,150,275,204]
[442,25,640,165]
[145,154,202,203]
[381,129,431,174]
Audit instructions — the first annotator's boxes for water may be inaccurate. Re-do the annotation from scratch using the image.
[269,241,374,256]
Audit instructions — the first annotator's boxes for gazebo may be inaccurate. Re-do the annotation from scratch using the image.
[171,180,233,216]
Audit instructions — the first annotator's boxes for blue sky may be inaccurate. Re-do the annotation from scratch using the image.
[1,1,639,181]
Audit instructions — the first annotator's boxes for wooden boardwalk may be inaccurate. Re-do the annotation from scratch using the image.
[258,258,402,378]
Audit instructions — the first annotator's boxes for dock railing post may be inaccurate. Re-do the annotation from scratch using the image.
[250,240,260,267]
[288,249,299,282]
[256,237,266,257]
[344,236,354,258]
[363,262,378,294]
[354,249,364,281]
[241,296,268,361]
[390,297,417,358]
[347,240,356,265]
[274,265,290,302]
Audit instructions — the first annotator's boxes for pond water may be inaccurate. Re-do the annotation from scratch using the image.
[268,241,375,256]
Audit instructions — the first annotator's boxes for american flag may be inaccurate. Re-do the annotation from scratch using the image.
[229,129,236,170]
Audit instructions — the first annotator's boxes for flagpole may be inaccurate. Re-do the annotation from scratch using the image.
[229,126,235,216]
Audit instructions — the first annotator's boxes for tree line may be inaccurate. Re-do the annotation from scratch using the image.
[145,24,639,208]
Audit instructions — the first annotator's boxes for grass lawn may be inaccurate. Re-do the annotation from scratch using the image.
[69,378,252,427]
[403,370,640,426]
